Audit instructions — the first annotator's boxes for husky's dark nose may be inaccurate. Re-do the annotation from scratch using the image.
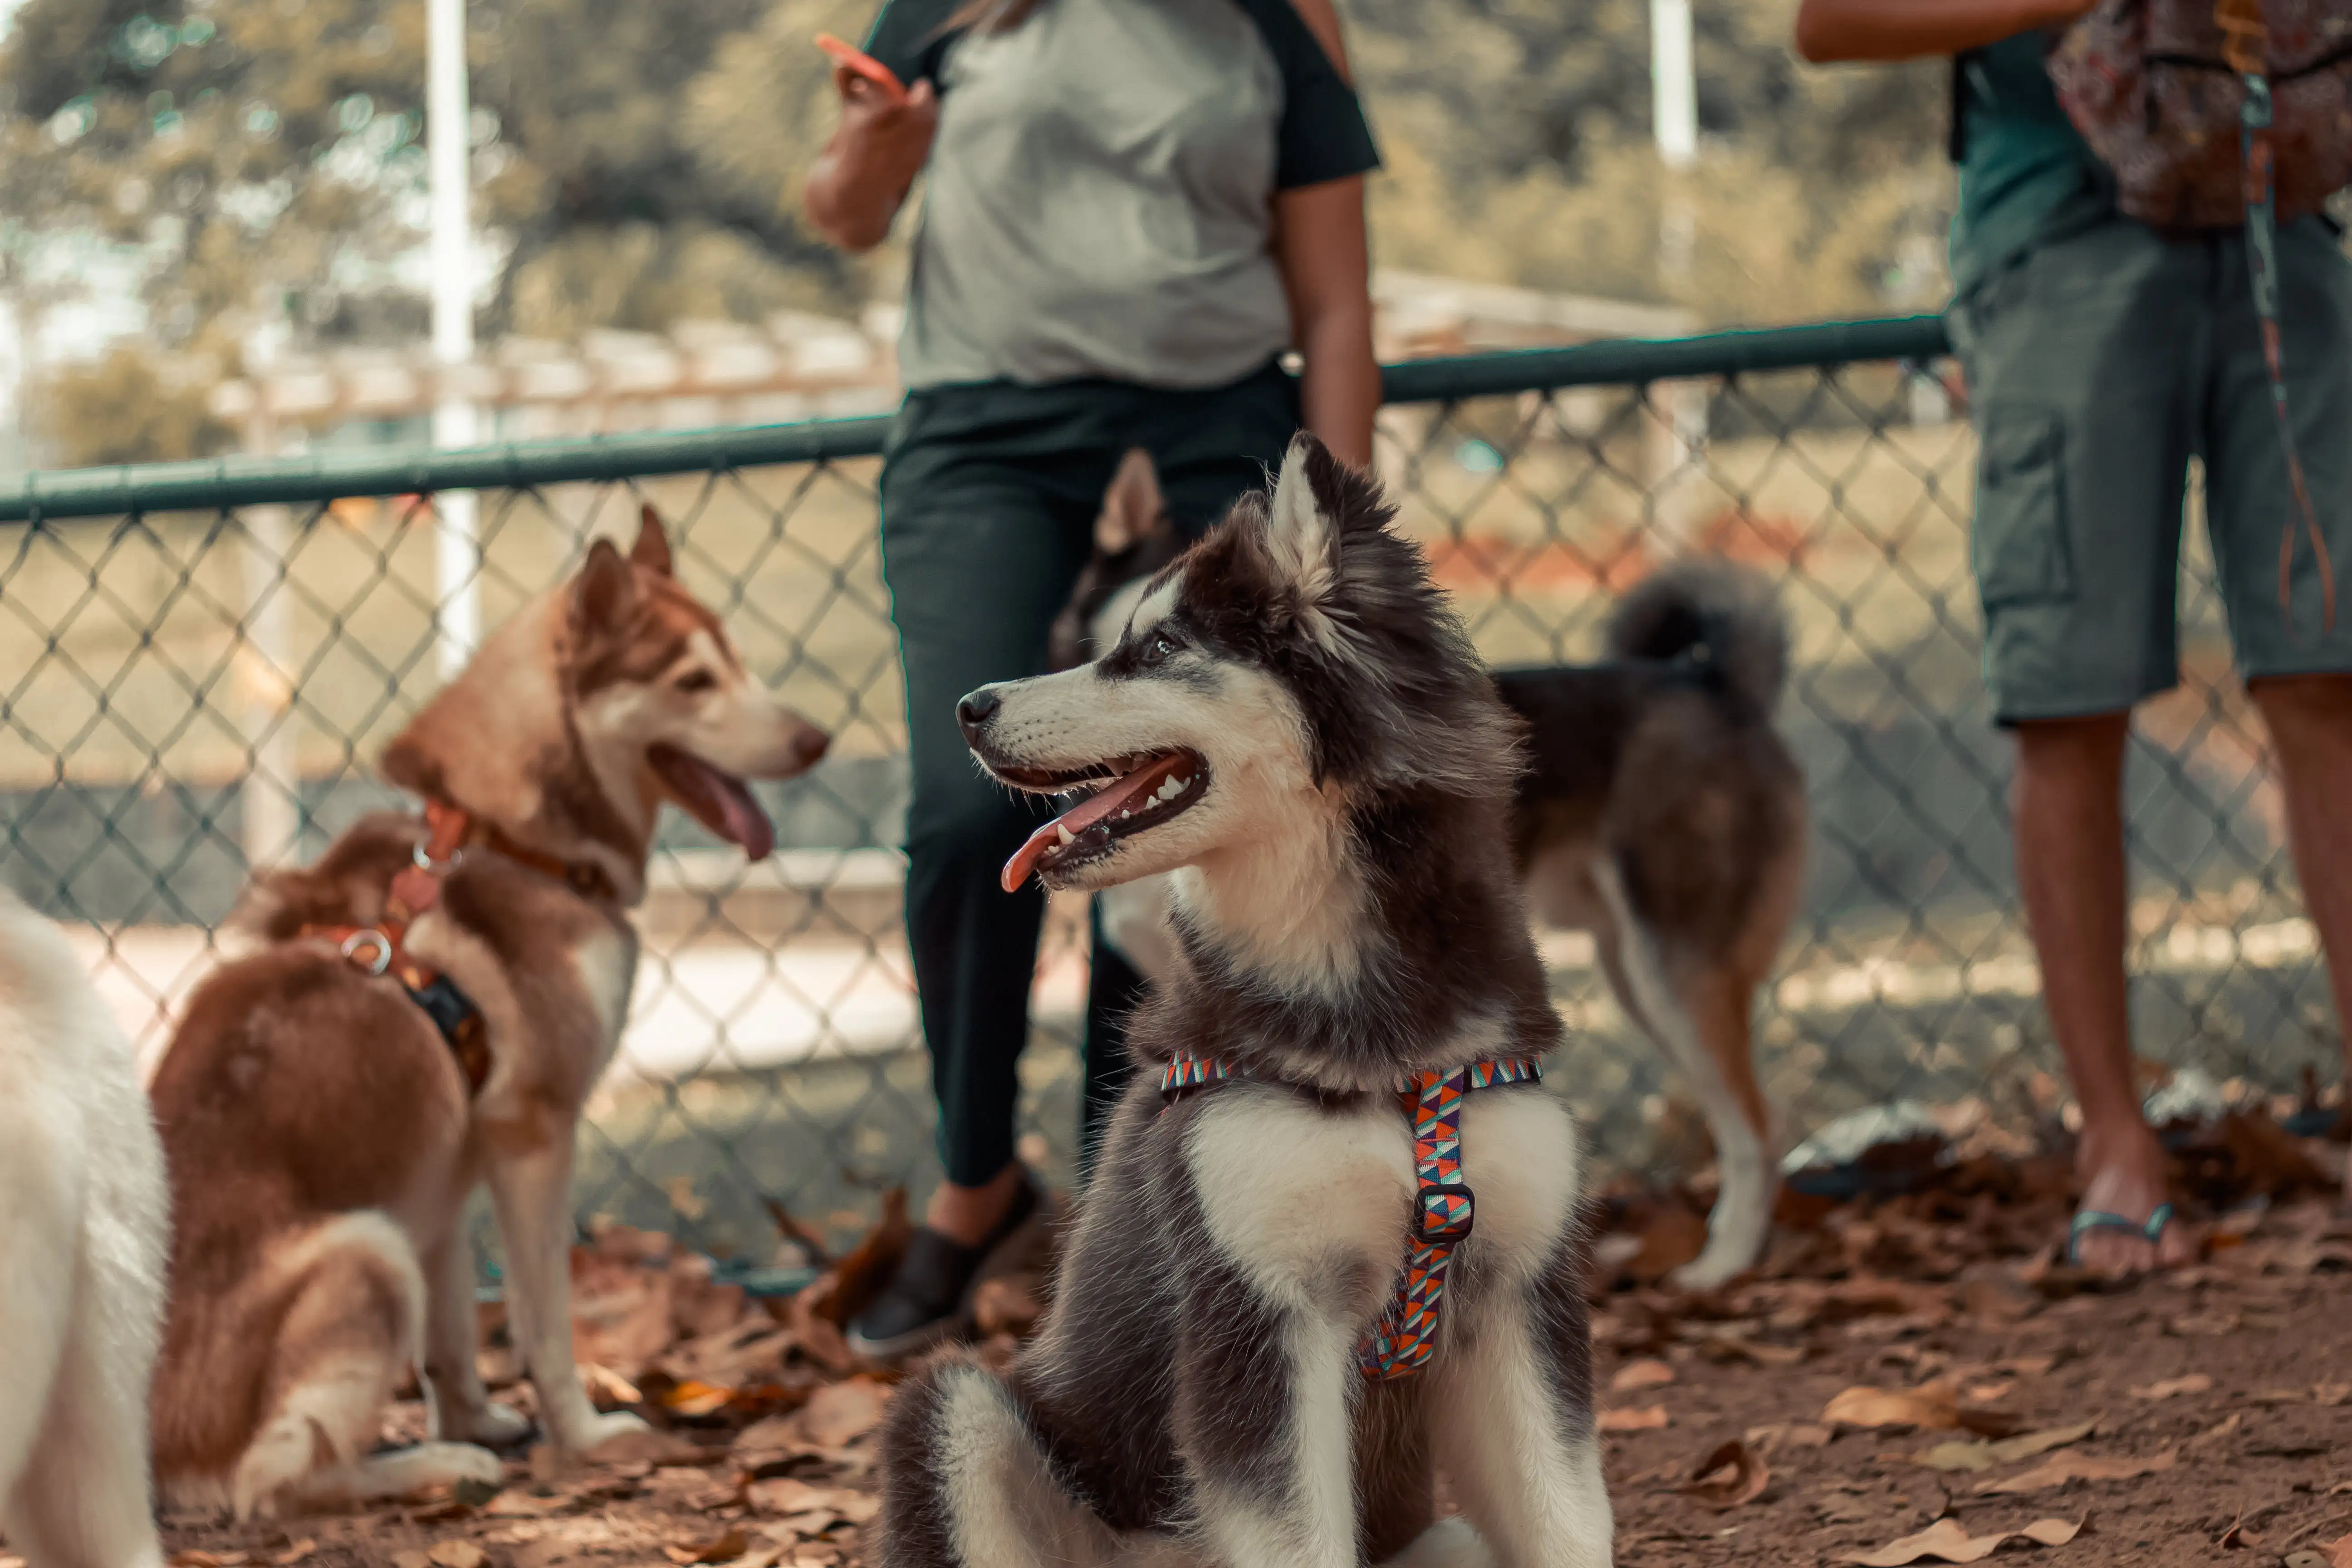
[957,687,1001,740]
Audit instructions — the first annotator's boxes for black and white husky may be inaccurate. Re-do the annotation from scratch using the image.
[878,436,1611,1568]
[1056,447,1808,1291]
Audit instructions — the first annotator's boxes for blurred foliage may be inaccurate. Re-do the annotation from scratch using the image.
[34,342,233,467]
[1354,0,1954,320]
[0,0,1951,461]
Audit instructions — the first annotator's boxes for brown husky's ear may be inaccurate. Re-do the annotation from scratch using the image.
[632,504,675,576]
[1095,448,1167,554]
[574,537,637,632]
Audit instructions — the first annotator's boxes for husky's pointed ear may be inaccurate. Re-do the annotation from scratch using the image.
[632,504,675,576]
[1096,448,1167,554]
[574,537,636,632]
[1264,433,1341,606]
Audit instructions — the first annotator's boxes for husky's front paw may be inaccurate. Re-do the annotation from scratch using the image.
[1666,1246,1751,1292]
[572,1410,656,1457]
[444,1400,535,1451]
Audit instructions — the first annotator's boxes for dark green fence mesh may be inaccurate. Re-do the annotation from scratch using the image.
[0,318,2332,1260]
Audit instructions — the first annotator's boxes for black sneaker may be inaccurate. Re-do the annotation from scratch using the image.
[846,1176,1042,1361]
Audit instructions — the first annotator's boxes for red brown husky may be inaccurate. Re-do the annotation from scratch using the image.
[147,508,828,1517]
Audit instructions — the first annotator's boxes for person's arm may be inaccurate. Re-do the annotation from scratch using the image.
[1269,0,1377,470]
[1274,176,1378,472]
[802,68,939,253]
[1793,0,2093,63]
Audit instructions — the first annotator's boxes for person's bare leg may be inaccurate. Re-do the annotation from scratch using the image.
[2246,675,2352,1205]
[2013,712,2191,1273]
[926,1161,1025,1247]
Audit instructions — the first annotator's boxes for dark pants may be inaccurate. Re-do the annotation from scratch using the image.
[879,362,1300,1186]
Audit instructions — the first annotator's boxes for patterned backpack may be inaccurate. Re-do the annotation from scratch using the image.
[2045,0,2352,230]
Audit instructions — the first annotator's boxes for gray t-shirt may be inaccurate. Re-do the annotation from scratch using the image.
[863,0,1381,391]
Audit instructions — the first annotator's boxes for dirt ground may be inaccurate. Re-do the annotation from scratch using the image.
[122,1110,2352,1568]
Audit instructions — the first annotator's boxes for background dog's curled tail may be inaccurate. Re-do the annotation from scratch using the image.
[1604,557,1790,716]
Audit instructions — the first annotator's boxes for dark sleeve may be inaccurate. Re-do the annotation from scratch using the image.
[861,0,965,88]
[1230,0,1382,190]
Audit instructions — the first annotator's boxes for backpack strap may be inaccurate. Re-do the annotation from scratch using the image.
[2222,0,2339,638]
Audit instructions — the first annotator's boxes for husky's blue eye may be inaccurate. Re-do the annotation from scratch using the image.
[1143,632,1177,663]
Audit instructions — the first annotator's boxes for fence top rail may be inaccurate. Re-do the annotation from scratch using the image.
[0,314,1951,524]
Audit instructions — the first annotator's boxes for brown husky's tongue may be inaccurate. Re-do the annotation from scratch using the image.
[650,745,776,861]
[1000,754,1188,892]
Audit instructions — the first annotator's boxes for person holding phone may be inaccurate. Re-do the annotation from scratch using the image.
[804,0,1381,1357]
[1794,0,2352,1274]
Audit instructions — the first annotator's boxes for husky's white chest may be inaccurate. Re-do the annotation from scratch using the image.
[1178,1079,1582,1318]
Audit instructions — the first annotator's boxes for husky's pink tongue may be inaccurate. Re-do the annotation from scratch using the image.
[999,754,1188,893]
[650,745,776,861]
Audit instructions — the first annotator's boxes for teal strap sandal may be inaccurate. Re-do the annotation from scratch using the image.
[2066,1201,2176,1267]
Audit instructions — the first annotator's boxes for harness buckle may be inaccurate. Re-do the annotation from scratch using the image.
[340,928,394,976]
[1417,1183,1475,1245]
[413,842,465,875]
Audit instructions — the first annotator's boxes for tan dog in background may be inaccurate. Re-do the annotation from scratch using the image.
[147,509,828,1516]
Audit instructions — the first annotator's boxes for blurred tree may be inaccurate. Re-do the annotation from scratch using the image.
[0,0,1950,462]
[1353,0,1954,321]
[0,0,880,460]
[35,342,231,468]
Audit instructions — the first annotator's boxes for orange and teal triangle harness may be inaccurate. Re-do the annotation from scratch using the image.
[1157,1053,1545,1380]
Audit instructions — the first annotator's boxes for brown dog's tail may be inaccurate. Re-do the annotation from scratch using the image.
[1605,557,1790,718]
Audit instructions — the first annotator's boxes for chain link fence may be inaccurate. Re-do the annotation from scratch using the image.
[0,317,2336,1264]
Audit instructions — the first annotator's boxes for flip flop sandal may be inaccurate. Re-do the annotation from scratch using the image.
[2066,1201,2176,1268]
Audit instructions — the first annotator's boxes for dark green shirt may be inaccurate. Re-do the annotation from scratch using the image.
[1948,30,2115,295]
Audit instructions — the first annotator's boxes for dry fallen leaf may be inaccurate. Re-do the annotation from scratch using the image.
[2186,1413,2243,1453]
[1841,1516,2082,1565]
[426,1545,485,1568]
[1975,1446,2176,1494]
[1912,1420,2097,1474]
[2130,1374,2212,1401]
[1823,1380,2018,1434]
[801,1374,890,1447]
[1610,1358,1677,1393]
[2325,1531,2352,1568]
[1677,1439,1769,1510]
[270,1543,317,1568]
[1746,1421,1833,1453]
[1597,1404,1671,1432]
[665,1527,751,1566]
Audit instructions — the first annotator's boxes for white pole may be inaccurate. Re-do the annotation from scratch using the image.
[428,0,480,679]
[1649,0,1706,554]
[1650,0,1699,280]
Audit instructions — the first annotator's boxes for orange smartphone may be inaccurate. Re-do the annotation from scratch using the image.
[816,34,909,103]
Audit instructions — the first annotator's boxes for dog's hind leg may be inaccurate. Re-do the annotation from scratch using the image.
[1428,1249,1612,1568]
[0,1122,77,1512]
[1592,862,1772,1291]
[3,1181,169,1568]
[229,1213,479,1519]
[295,1442,504,1509]
[9,1321,169,1568]
[877,1358,1123,1568]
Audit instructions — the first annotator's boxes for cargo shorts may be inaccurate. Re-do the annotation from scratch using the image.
[1946,213,2352,723]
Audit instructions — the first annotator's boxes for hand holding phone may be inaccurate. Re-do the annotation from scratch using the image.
[817,34,910,105]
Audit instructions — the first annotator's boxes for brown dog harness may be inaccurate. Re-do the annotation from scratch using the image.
[302,799,617,1095]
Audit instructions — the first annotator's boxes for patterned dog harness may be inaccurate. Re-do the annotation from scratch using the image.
[300,798,616,1095]
[1159,1053,1545,1380]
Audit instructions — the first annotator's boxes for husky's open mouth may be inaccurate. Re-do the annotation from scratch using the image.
[996,749,1208,891]
[649,743,777,861]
